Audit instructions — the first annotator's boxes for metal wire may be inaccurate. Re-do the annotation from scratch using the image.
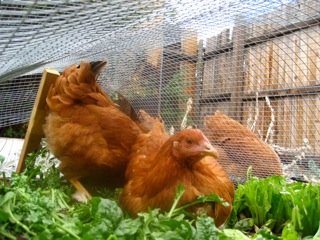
[1,0,320,180]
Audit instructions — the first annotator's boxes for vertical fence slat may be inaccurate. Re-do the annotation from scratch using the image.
[195,40,204,127]
[230,21,247,121]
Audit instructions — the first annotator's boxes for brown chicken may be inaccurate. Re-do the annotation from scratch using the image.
[204,111,282,182]
[112,91,139,123]
[120,127,234,226]
[43,61,141,202]
[125,109,169,180]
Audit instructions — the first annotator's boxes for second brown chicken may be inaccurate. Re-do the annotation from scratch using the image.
[205,111,282,182]
[120,113,234,227]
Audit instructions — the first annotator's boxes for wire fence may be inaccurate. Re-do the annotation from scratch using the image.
[1,0,320,180]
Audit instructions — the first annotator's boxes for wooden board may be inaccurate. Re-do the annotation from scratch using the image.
[230,22,247,121]
[271,38,279,90]
[16,68,60,173]
[307,27,318,85]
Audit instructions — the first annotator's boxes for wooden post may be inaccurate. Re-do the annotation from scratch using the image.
[194,40,204,127]
[230,20,247,121]
[180,31,198,125]
[181,30,198,96]
[16,69,60,173]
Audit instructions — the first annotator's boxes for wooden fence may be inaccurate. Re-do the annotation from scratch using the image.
[117,0,320,153]
[200,0,320,152]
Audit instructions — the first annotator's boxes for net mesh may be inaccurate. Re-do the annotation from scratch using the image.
[1,0,320,181]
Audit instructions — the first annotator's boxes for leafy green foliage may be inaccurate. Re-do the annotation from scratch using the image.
[0,148,235,239]
[1,148,320,239]
[229,175,320,239]
[161,71,193,129]
[0,123,27,138]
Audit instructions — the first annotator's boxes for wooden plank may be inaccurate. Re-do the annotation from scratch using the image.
[284,34,293,89]
[263,99,272,140]
[283,97,291,148]
[230,21,247,121]
[307,27,318,85]
[220,53,226,93]
[162,49,197,63]
[278,37,286,90]
[271,38,279,90]
[180,31,198,124]
[289,34,295,88]
[203,42,233,61]
[276,98,284,146]
[293,32,302,88]
[181,31,197,96]
[204,15,320,62]
[199,93,231,104]
[256,101,264,139]
[290,97,298,148]
[304,95,320,149]
[273,99,278,145]
[277,98,284,147]
[256,44,263,92]
[265,41,273,91]
[16,68,60,173]
[245,14,320,48]
[213,52,219,91]
[203,59,214,97]
[147,48,162,67]
[225,51,232,93]
[181,31,197,55]
[220,29,230,46]
[243,48,250,93]
[194,40,204,127]
[269,98,277,144]
[206,36,217,52]
[261,41,270,90]
[241,101,249,126]
[261,42,269,91]
[314,95,320,152]
[300,30,309,87]
[216,53,223,91]
[302,96,310,147]
[244,100,254,128]
[296,96,304,147]
[204,34,218,97]
[248,47,255,93]
[314,26,320,84]
[203,80,320,104]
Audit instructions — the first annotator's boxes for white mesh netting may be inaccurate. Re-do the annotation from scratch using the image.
[1,0,320,180]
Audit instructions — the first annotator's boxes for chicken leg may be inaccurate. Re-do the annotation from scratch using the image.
[69,178,92,203]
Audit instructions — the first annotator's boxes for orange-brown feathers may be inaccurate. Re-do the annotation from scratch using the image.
[121,128,234,226]
[44,61,141,190]
[125,110,169,180]
[205,111,282,181]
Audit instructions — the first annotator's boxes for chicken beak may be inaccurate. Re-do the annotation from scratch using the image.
[90,61,107,75]
[201,142,219,158]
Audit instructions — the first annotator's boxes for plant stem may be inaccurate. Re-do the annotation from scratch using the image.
[52,213,81,239]
[6,206,36,236]
[107,234,118,240]
[167,186,185,218]
[0,229,16,240]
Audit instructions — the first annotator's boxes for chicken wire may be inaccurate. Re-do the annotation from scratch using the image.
[1,0,320,180]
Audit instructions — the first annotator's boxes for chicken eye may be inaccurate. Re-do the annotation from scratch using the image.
[186,139,193,145]
[76,65,80,69]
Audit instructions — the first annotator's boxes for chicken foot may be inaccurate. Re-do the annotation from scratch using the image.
[69,178,92,203]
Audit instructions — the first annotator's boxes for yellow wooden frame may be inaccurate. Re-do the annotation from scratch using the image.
[16,68,60,173]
